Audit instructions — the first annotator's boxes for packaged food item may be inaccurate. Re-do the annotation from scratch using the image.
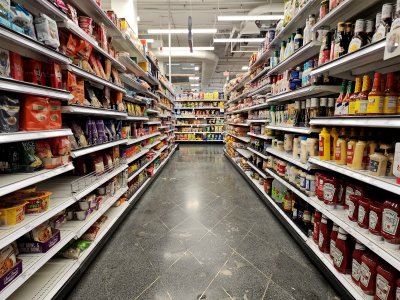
[81,224,100,242]
[0,244,17,277]
[382,199,400,249]
[0,48,10,77]
[60,240,91,259]
[369,201,383,240]
[9,52,23,81]
[318,214,331,253]
[27,222,52,242]
[66,34,78,57]
[49,63,62,89]
[0,200,27,226]
[78,16,92,35]
[49,100,61,129]
[319,127,330,160]
[360,253,379,297]
[351,241,366,285]
[10,4,36,39]
[376,264,397,300]
[0,0,10,20]
[34,14,60,49]
[20,96,50,131]
[22,191,51,214]
[71,121,88,148]
[332,228,352,274]
[0,95,19,133]
[19,141,42,171]
[52,136,71,156]
[24,59,45,85]
[66,4,78,24]
[76,40,92,60]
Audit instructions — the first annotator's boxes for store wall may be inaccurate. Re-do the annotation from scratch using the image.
[102,0,138,36]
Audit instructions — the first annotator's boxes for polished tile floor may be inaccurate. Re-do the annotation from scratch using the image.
[68,145,339,300]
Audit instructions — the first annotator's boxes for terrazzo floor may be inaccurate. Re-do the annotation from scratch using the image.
[68,145,339,300]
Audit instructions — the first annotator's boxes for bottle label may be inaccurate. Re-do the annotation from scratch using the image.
[384,96,397,114]
[318,231,324,248]
[376,274,391,300]
[367,95,384,114]
[348,202,355,218]
[369,211,378,230]
[345,186,354,206]
[369,159,380,173]
[319,136,325,156]
[323,183,336,203]
[303,211,311,222]
[330,240,336,256]
[359,262,371,288]
[332,247,344,268]
[373,26,386,43]
[349,39,362,53]
[284,198,292,211]
[309,179,316,192]
[396,286,400,300]
[349,100,356,115]
[352,259,361,281]
[347,144,355,165]
[382,208,400,236]
[358,206,366,224]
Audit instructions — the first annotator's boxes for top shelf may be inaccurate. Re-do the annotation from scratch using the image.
[310,116,400,128]
[227,73,251,97]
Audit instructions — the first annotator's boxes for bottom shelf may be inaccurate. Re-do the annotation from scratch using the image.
[176,140,224,143]
[9,146,178,300]
[224,151,364,300]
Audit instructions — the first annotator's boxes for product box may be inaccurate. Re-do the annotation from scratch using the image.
[17,229,60,254]
[0,47,10,77]
[0,259,22,292]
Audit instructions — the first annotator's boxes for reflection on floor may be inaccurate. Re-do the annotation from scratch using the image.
[68,145,339,300]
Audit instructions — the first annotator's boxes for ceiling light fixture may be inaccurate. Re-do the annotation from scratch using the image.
[195,66,200,71]
[161,47,214,51]
[214,38,264,43]
[218,15,283,21]
[191,84,200,87]
[189,77,200,80]
[148,28,217,34]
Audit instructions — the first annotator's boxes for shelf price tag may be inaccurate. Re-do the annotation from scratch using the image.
[384,27,400,60]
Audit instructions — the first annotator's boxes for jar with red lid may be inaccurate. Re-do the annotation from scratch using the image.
[369,201,383,241]
[319,214,331,253]
[330,224,339,259]
[360,252,379,298]
[348,194,360,222]
[323,175,338,206]
[376,264,397,300]
[352,241,366,285]
[313,211,322,243]
[333,228,352,274]
[382,200,400,250]
[358,197,371,234]
[316,172,325,201]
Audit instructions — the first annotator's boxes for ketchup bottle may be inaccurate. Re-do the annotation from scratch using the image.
[330,224,339,259]
[348,194,360,222]
[376,263,398,300]
[323,176,338,206]
[369,201,384,241]
[360,252,379,298]
[358,197,371,233]
[382,200,400,250]
[333,228,352,274]
[313,211,322,243]
[352,241,366,285]
[319,214,331,253]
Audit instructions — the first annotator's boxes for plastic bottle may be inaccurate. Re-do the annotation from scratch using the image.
[319,128,331,160]
[346,136,357,167]
[351,241,366,285]
[383,72,397,114]
[335,80,347,115]
[333,228,352,274]
[349,77,362,115]
[352,139,367,170]
[318,214,331,253]
[300,136,309,164]
[330,224,339,259]
[367,72,384,114]
[369,149,388,176]
[335,135,347,165]
[330,127,339,160]
[355,75,371,115]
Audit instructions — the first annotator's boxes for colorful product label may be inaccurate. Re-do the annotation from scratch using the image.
[358,206,366,225]
[318,231,324,248]
[359,262,371,288]
[369,159,380,173]
[347,144,354,165]
[348,202,355,219]
[369,211,379,231]
[345,186,354,206]
[376,274,391,300]
[323,183,336,203]
[352,259,361,281]
[382,208,399,236]
[396,286,400,300]
[367,95,384,114]
[384,96,397,114]
[332,247,344,268]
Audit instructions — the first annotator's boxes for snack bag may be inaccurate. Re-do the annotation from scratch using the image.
[20,96,50,131]
[49,100,61,129]
[0,95,19,133]
[49,63,62,89]
[0,48,10,77]
[34,14,60,49]
[9,52,23,81]
[52,137,71,156]
[24,59,45,85]
[26,222,52,242]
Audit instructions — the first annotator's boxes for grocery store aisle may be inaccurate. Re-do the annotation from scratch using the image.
[68,145,338,300]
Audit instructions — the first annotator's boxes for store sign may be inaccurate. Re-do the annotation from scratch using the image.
[384,27,400,60]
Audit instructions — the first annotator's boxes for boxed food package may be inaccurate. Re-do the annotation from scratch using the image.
[0,48,10,77]
[34,14,60,49]
[49,63,62,89]
[20,96,50,131]
[24,59,45,85]
[17,228,60,254]
[49,99,62,129]
[9,52,23,81]
[0,243,22,292]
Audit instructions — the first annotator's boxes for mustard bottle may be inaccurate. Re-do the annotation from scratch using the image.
[335,135,347,165]
[346,137,357,167]
[365,140,378,168]
[352,139,367,170]
[330,127,339,160]
[369,149,388,176]
[319,127,331,161]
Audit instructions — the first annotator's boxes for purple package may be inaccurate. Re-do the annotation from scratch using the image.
[95,120,108,143]
[90,119,99,145]
[85,119,93,146]
[115,120,122,140]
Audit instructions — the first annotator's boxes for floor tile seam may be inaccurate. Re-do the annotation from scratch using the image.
[187,249,204,266]
[157,217,172,231]
[222,222,255,253]
[208,206,237,232]
[168,215,191,232]
[262,277,273,299]
[199,251,235,299]
[221,286,235,300]
[133,276,161,300]
[231,245,273,280]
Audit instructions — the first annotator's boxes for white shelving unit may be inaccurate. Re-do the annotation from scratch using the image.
[0,130,72,144]
[266,125,320,134]
[62,106,127,118]
[71,139,128,158]
[226,133,250,143]
[126,132,161,145]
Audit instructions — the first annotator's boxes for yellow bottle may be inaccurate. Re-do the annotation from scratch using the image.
[352,139,367,170]
[319,127,331,160]
[335,135,347,165]
[330,127,339,160]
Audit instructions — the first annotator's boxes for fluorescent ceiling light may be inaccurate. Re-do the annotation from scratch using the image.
[214,38,264,43]
[195,66,200,71]
[144,39,154,43]
[148,28,217,34]
[191,84,200,87]
[218,15,283,21]
[182,67,195,70]
[189,77,200,80]
[242,66,249,70]
[161,47,214,51]
[137,16,140,21]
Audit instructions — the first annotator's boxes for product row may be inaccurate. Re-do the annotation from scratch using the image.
[175,91,224,101]
[176,133,224,141]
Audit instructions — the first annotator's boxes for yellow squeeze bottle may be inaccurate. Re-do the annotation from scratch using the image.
[330,127,339,160]
[319,127,331,160]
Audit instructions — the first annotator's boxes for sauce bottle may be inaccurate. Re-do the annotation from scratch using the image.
[376,264,397,300]
[335,80,347,116]
[373,3,394,42]
[335,135,347,165]
[356,75,371,115]
[349,77,362,115]
[352,139,367,170]
[385,148,394,177]
[313,211,322,243]
[318,214,331,253]
[349,19,368,53]
[283,191,293,213]
[333,228,352,274]
[393,143,400,184]
[384,72,397,114]
[358,197,371,234]
[341,81,354,116]
[382,200,400,249]
[349,195,360,222]
[369,149,388,176]
[369,201,384,241]
[367,72,384,115]
[323,175,338,206]
[316,173,325,201]
[319,127,331,160]
[330,224,339,259]
[351,241,366,285]
[344,183,355,209]
[360,253,379,297]
[365,140,378,168]
[347,136,357,167]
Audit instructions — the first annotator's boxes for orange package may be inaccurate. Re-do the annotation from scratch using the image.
[67,71,81,105]
[10,52,24,81]
[20,96,50,131]
[49,100,62,129]
[75,78,85,105]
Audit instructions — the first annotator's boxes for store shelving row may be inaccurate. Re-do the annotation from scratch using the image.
[226,73,251,97]
[309,116,400,128]
[71,139,128,158]
[248,84,272,97]
[248,67,271,84]
[126,132,161,145]
[226,123,250,127]
[0,129,72,144]
[226,133,250,143]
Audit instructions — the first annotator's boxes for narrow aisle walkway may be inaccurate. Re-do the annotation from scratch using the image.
[68,145,338,300]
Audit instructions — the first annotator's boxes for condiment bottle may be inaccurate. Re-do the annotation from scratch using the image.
[367,72,384,115]
[323,175,338,206]
[306,174,316,196]
[333,22,346,59]
[369,201,384,241]
[356,75,371,115]
[316,172,325,201]
[396,278,400,300]
[330,127,339,160]
[349,77,362,115]
[352,139,367,170]
[335,135,347,165]
[330,224,339,259]
[373,3,394,42]
[384,72,397,114]
[319,97,327,117]
[347,136,357,167]
[284,133,294,152]
[385,148,394,177]
[333,228,352,274]
[341,81,354,116]
[293,136,300,159]
[344,183,355,209]
[382,200,400,249]
[327,97,335,116]
[376,264,397,300]
[349,19,368,53]
[318,214,331,253]
[391,0,400,31]
[313,211,322,243]
[300,136,308,163]
[307,137,318,158]
[335,80,347,115]
[358,197,371,234]
[365,140,378,169]
[319,127,331,160]
[294,28,303,51]
[351,241,366,285]
[369,149,388,176]
[283,191,292,213]
[360,253,379,297]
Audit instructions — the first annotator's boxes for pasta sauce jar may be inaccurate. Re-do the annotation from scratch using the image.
[382,200,400,250]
